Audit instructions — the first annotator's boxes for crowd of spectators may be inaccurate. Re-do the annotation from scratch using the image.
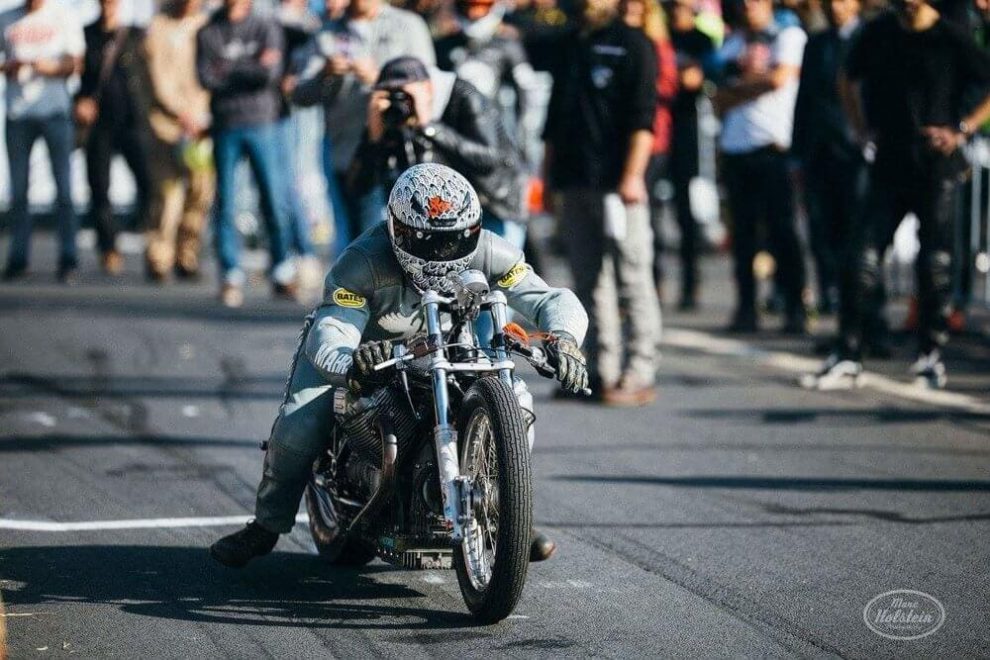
[2,0,990,399]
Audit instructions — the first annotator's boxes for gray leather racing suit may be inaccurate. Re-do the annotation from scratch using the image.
[254,224,588,533]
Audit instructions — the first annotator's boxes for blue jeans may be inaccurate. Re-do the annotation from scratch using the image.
[213,122,294,285]
[278,115,313,257]
[483,213,526,250]
[321,136,385,258]
[4,114,78,271]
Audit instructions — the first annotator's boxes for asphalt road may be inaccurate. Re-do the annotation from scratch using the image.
[1,237,989,658]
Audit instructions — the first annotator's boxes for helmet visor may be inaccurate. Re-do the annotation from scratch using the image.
[392,221,482,262]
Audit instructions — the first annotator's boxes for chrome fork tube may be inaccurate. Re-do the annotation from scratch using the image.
[488,291,513,386]
[422,291,465,539]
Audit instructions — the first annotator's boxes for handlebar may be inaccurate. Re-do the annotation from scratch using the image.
[371,337,591,396]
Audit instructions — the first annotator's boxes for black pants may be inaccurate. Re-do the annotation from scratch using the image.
[723,146,806,316]
[839,164,960,358]
[804,148,868,305]
[85,123,151,254]
[651,152,700,298]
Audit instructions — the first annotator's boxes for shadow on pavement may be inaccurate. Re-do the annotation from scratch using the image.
[0,546,478,630]
[537,440,990,456]
[0,291,307,325]
[539,510,990,529]
[683,407,990,425]
[556,474,990,492]
[0,434,258,453]
[0,373,284,403]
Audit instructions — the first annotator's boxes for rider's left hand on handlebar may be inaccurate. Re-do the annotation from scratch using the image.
[544,333,589,394]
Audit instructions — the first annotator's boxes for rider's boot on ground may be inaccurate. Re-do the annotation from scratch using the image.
[530,528,556,562]
[210,521,279,568]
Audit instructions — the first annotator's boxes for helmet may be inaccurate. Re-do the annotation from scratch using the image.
[387,163,483,295]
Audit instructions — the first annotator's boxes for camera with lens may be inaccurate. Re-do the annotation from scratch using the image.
[383,89,415,128]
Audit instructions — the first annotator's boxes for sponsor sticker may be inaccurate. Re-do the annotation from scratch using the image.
[333,288,366,308]
[497,263,529,289]
[863,590,945,641]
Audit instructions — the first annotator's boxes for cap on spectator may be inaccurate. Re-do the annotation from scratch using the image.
[375,57,430,90]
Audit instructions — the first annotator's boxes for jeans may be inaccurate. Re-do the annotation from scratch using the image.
[804,148,868,308]
[839,163,960,358]
[722,146,807,318]
[483,213,527,250]
[85,122,152,255]
[322,137,385,258]
[212,122,294,286]
[4,114,78,271]
[278,115,313,257]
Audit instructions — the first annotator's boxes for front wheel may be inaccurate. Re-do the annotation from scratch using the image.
[453,377,533,623]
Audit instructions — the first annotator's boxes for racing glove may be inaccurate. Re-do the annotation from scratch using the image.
[349,339,394,390]
[544,332,589,394]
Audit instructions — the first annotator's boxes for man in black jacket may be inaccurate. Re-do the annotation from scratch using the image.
[542,0,660,406]
[804,0,990,390]
[75,0,151,276]
[348,56,526,240]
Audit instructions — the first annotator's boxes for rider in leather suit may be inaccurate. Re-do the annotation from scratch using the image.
[211,163,589,568]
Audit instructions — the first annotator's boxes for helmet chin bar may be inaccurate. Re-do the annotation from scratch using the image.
[394,245,477,296]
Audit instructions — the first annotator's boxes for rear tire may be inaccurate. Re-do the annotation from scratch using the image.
[453,377,533,624]
[304,482,376,566]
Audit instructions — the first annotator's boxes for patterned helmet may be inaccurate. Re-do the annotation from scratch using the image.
[387,163,483,295]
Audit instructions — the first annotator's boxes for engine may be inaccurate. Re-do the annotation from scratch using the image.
[338,385,420,496]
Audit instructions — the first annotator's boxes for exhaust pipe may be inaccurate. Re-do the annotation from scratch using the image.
[345,418,398,533]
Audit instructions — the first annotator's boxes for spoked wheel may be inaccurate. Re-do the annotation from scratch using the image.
[453,377,533,623]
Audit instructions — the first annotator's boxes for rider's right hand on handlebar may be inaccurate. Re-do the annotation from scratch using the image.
[350,339,394,390]
[544,333,590,395]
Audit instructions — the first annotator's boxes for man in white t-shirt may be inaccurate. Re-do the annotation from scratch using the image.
[713,0,808,334]
[0,0,85,282]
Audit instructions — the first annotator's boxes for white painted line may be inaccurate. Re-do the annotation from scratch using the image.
[421,574,445,584]
[0,513,309,533]
[664,328,990,414]
[24,412,56,428]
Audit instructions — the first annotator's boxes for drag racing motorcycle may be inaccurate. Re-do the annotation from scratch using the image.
[305,269,579,623]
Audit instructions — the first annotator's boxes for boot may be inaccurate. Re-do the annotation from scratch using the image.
[210,521,279,568]
[530,527,556,562]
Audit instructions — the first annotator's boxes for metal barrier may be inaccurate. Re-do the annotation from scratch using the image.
[963,136,990,308]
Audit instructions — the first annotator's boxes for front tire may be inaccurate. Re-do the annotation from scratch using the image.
[453,377,533,623]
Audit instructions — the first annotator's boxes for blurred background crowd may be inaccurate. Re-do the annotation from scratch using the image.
[1,0,990,402]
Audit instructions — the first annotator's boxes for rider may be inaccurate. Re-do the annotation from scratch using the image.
[211,163,589,568]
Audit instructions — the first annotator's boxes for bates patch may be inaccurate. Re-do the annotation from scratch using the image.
[332,288,367,308]
[497,263,529,289]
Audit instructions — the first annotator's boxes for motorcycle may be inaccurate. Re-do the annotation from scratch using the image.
[304,269,578,623]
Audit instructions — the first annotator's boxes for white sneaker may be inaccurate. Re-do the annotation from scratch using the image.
[909,350,947,390]
[800,354,863,390]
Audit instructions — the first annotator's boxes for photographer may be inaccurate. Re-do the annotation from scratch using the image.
[347,56,527,248]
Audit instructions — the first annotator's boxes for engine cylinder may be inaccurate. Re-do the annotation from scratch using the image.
[339,385,419,465]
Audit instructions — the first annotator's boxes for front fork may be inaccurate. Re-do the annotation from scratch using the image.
[423,291,513,542]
